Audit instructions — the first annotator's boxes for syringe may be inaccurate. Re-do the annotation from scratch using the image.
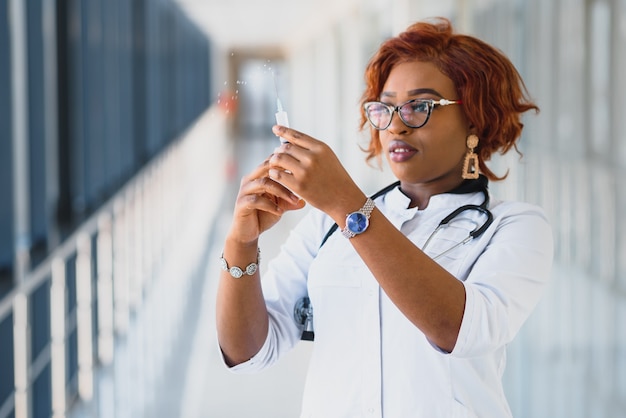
[273,74,289,143]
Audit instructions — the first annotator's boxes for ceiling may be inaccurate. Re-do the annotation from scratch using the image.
[174,0,355,52]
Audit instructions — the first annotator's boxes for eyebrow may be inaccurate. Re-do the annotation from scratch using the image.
[380,88,443,98]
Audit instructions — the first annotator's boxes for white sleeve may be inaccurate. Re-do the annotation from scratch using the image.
[225,209,334,373]
[452,202,553,358]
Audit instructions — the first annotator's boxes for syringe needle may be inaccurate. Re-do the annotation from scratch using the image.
[273,72,289,143]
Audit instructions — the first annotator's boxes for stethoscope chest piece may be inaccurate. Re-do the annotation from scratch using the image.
[294,297,315,341]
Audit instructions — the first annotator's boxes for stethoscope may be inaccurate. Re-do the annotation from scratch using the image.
[295,176,494,341]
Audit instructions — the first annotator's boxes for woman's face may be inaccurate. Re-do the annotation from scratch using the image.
[377,60,470,190]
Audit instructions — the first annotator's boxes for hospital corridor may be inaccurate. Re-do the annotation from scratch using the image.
[1,1,625,417]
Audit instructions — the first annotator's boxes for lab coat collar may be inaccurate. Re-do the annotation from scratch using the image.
[383,175,489,215]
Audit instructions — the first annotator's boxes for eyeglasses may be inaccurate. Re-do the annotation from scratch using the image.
[363,98,462,130]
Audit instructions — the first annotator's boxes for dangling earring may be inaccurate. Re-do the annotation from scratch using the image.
[462,134,480,179]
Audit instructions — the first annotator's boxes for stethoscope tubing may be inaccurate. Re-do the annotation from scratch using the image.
[424,202,494,260]
[298,178,495,340]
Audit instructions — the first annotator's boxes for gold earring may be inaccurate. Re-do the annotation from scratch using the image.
[462,134,480,179]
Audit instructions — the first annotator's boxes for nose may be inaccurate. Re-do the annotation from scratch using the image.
[386,109,410,134]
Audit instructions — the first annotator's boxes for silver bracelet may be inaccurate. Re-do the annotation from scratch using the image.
[220,249,260,278]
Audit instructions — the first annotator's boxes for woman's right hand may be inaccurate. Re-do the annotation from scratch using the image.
[227,156,306,245]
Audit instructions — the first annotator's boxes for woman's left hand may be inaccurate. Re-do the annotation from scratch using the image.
[269,125,366,222]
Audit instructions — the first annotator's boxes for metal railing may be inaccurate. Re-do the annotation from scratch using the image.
[0,108,228,418]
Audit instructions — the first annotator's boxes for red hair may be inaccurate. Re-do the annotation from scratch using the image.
[360,17,539,181]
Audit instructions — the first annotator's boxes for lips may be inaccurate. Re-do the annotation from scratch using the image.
[388,140,417,163]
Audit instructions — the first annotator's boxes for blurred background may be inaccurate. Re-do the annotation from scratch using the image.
[0,0,625,417]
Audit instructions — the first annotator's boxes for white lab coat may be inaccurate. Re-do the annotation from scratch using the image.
[227,185,553,418]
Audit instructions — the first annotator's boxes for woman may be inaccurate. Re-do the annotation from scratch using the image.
[216,17,553,417]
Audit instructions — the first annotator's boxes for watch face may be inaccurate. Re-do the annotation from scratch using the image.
[347,212,369,234]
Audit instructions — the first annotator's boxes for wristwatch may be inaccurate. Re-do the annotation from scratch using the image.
[341,197,375,238]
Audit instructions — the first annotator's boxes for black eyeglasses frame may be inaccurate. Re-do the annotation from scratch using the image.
[363,98,462,130]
